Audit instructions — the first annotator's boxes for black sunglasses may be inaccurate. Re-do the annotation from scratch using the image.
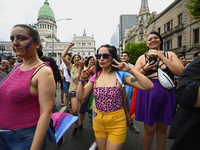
[95,53,112,60]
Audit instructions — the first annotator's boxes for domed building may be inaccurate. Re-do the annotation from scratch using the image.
[37,0,59,43]
[0,0,96,66]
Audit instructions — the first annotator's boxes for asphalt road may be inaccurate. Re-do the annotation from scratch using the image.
[45,87,174,150]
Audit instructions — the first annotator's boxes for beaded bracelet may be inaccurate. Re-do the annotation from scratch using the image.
[79,76,86,82]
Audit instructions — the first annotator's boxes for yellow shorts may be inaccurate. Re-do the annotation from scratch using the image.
[93,108,127,144]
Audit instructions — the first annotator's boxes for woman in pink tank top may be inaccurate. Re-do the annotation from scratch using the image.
[0,24,55,150]
[76,44,154,150]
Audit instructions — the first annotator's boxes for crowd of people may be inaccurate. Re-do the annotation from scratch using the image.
[0,24,200,150]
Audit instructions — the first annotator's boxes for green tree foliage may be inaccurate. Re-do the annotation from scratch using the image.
[124,41,148,63]
[184,0,200,23]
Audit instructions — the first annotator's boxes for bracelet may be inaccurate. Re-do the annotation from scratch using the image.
[142,67,147,72]
[79,76,86,82]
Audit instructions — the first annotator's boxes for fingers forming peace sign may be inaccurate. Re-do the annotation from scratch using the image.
[81,65,95,79]
[112,59,131,72]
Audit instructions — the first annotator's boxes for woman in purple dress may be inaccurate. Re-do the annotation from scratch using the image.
[134,31,184,150]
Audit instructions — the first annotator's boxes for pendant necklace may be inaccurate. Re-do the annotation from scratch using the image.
[25,60,40,71]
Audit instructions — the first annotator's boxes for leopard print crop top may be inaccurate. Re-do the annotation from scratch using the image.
[93,78,123,113]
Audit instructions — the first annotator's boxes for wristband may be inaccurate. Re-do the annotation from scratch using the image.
[142,67,147,72]
[79,76,86,82]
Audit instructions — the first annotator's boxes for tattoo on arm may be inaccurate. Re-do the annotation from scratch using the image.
[130,77,137,83]
[129,71,137,83]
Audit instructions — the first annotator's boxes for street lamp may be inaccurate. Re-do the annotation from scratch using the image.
[0,45,5,54]
[52,18,72,59]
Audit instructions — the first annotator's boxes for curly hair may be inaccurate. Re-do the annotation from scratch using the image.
[70,54,81,64]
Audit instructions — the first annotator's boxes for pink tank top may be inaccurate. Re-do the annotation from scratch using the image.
[0,62,49,129]
[93,78,123,113]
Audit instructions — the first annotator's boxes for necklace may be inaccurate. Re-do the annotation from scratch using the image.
[25,60,40,71]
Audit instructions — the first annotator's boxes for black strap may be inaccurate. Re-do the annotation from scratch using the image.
[31,65,46,80]
[145,54,148,64]
[158,51,167,68]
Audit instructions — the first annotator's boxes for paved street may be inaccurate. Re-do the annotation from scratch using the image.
[45,87,174,150]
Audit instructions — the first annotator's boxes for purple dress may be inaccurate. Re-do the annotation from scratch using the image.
[135,79,176,126]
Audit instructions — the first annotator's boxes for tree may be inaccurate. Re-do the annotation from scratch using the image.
[184,0,200,23]
[124,41,148,63]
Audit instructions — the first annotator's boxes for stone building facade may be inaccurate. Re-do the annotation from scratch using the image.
[0,0,96,66]
[122,0,151,49]
[72,30,96,58]
[146,0,200,60]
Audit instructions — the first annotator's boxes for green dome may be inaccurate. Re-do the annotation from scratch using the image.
[38,0,55,21]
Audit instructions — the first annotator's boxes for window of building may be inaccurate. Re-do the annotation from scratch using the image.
[171,20,173,29]
[88,52,90,55]
[178,14,182,25]
[194,28,199,43]
[88,43,91,46]
[77,43,80,46]
[140,35,143,41]
[82,43,86,46]
[165,39,172,51]
[177,36,182,47]
[158,27,161,34]
[83,52,85,55]
[167,22,170,31]
[140,16,143,23]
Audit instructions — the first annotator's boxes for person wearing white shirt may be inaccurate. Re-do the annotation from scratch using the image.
[60,55,71,113]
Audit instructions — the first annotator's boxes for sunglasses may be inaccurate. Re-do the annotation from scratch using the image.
[121,54,128,57]
[73,57,80,61]
[95,53,112,60]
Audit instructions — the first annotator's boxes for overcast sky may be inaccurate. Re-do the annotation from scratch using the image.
[0,0,175,48]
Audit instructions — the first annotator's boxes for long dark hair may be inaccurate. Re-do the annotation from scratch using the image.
[12,24,42,55]
[95,44,120,76]
[147,31,163,50]
[85,56,94,67]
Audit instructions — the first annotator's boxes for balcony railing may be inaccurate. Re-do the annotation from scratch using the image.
[139,31,144,35]
[174,24,184,32]
[171,45,186,53]
[161,29,174,38]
